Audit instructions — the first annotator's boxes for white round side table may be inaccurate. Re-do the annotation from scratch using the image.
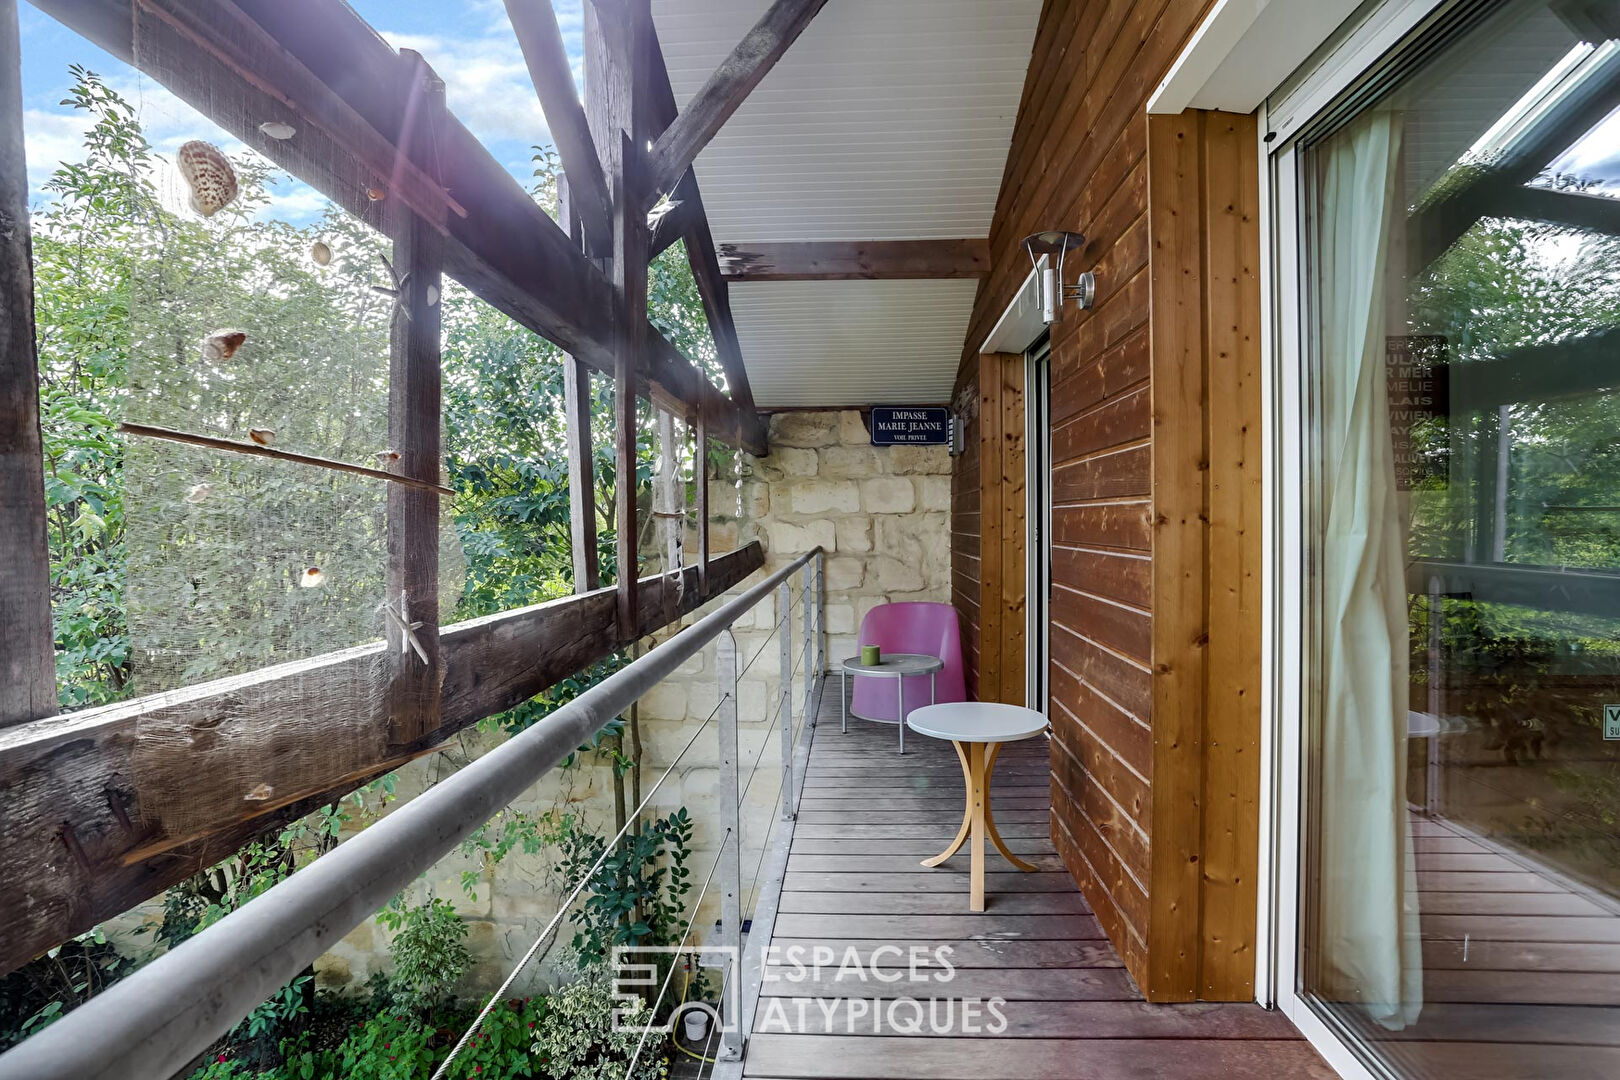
[905,701,1049,912]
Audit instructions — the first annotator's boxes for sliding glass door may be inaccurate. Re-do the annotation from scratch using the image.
[1284,1,1620,1075]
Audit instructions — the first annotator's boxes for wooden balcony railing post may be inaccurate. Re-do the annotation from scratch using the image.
[0,0,56,728]
[715,625,744,1062]
[384,51,447,748]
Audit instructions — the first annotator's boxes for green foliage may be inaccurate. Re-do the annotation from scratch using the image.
[529,971,667,1080]
[378,899,473,1009]
[551,808,695,963]
[0,927,132,1052]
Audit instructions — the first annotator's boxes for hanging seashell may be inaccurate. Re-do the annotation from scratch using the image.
[365,186,386,202]
[184,482,213,505]
[244,782,275,802]
[375,450,401,466]
[199,328,247,363]
[248,427,275,447]
[299,566,326,588]
[425,284,440,307]
[177,140,239,218]
[310,240,332,266]
[258,120,296,140]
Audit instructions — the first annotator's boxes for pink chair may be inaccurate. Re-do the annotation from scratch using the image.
[847,602,967,752]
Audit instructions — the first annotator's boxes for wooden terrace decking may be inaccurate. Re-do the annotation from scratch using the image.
[739,682,1333,1080]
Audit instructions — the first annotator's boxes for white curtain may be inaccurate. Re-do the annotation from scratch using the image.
[1313,108,1423,1030]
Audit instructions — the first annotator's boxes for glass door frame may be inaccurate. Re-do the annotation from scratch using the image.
[1025,333,1052,715]
[1259,1,1460,1077]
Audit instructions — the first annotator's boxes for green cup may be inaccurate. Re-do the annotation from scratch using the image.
[861,644,881,666]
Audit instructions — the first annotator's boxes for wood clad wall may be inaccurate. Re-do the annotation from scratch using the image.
[976,353,1027,706]
[948,0,1261,1001]
[950,372,981,701]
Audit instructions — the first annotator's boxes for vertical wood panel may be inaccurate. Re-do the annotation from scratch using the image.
[1200,111,1261,1001]
[1146,110,1209,1002]
[979,353,1006,702]
[951,370,982,701]
[1000,357,1027,706]
[0,0,56,727]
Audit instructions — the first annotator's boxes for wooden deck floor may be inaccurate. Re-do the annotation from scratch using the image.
[741,684,1333,1080]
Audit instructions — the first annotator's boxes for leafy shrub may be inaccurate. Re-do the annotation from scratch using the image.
[529,971,666,1080]
[381,899,473,1009]
[552,809,695,963]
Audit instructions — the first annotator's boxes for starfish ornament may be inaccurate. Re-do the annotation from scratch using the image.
[380,591,429,665]
[370,253,413,324]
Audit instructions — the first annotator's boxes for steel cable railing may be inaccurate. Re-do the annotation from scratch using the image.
[430,692,730,1079]
[0,549,826,1080]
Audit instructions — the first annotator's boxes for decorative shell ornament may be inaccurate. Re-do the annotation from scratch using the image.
[258,120,296,140]
[310,240,332,266]
[425,284,440,307]
[299,566,326,588]
[375,450,401,466]
[177,140,239,218]
[365,186,386,202]
[184,482,213,505]
[199,328,247,363]
[248,427,276,447]
[244,782,275,802]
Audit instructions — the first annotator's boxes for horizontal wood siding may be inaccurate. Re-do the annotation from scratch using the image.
[958,0,1222,997]
[951,370,981,700]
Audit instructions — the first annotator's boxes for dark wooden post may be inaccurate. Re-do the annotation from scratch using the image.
[564,355,599,593]
[0,0,57,727]
[695,405,710,594]
[385,51,446,747]
[586,0,649,638]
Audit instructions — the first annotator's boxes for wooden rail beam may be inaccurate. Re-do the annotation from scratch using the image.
[717,238,992,281]
[0,543,765,977]
[643,0,828,199]
[0,0,56,728]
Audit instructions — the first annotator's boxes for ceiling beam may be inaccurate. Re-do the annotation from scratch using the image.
[30,0,760,451]
[717,238,992,281]
[643,0,828,199]
[503,0,613,255]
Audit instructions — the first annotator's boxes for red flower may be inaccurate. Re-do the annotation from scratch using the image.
[527,1021,534,1029]
[216,1054,226,1063]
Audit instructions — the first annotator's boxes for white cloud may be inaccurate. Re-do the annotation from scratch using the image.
[381,26,553,149]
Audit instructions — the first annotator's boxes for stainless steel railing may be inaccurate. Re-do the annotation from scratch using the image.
[0,548,826,1080]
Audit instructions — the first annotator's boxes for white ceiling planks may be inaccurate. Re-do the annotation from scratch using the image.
[653,0,1039,409]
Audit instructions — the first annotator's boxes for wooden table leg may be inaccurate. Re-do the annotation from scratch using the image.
[983,742,1037,872]
[921,741,973,868]
[969,741,987,912]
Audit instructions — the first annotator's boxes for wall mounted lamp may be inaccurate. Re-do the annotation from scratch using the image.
[1021,230,1095,323]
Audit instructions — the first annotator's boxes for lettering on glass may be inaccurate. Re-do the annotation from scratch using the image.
[1386,335,1450,491]
[870,406,951,446]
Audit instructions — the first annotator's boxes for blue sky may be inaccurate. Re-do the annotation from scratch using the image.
[17,0,585,221]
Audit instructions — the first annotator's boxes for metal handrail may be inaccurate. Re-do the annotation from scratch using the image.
[0,548,826,1080]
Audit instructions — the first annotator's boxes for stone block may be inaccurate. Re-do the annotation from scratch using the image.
[771,412,841,448]
[818,445,882,479]
[861,477,916,514]
[869,555,926,592]
[825,602,855,634]
[917,474,952,510]
[740,481,770,518]
[314,953,353,988]
[790,479,860,515]
[825,555,865,591]
[754,446,818,481]
[887,445,951,475]
[839,410,871,445]
[834,517,872,553]
[639,681,687,721]
[767,519,836,554]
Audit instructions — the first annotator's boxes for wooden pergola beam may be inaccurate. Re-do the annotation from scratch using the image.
[503,0,613,255]
[0,544,764,978]
[717,238,992,281]
[644,0,828,199]
[643,18,765,437]
[31,0,761,453]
